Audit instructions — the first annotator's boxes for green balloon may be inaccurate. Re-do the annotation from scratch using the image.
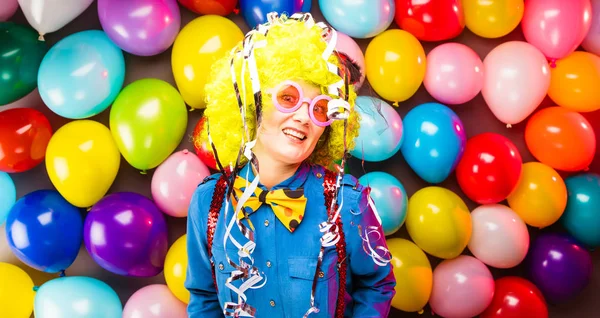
[0,22,47,105]
[109,78,188,172]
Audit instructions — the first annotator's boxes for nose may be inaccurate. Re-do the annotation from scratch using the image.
[292,101,311,124]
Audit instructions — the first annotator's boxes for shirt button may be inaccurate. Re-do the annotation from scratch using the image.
[264,220,269,227]
[218,263,224,271]
[270,300,276,307]
[266,261,272,267]
[318,271,325,278]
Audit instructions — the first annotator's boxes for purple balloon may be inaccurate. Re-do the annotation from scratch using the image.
[98,0,181,56]
[527,232,593,304]
[84,192,169,277]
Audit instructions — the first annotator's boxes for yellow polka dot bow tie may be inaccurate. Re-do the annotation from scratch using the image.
[232,176,307,232]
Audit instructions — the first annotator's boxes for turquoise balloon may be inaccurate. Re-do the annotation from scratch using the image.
[358,171,407,236]
[34,276,122,318]
[400,102,466,184]
[0,171,16,225]
[319,0,395,38]
[350,96,403,162]
[561,173,600,248]
[38,30,125,119]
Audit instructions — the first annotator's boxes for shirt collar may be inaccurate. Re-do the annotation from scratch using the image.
[238,161,312,191]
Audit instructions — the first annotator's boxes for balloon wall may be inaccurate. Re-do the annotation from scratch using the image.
[1,1,600,317]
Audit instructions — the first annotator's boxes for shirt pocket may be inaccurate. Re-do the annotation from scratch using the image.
[286,248,339,317]
[211,245,243,309]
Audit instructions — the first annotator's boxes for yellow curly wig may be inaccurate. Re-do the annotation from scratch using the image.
[195,14,361,168]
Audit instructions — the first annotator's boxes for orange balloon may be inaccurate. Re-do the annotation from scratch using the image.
[506,162,567,228]
[525,107,596,171]
[548,51,600,112]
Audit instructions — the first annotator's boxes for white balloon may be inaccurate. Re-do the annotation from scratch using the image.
[467,204,530,269]
[17,0,93,39]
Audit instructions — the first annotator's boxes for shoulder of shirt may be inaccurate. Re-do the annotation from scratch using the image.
[191,172,224,205]
[189,172,225,223]
[198,172,222,187]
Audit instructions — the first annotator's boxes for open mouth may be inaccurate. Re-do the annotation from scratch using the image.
[282,128,307,141]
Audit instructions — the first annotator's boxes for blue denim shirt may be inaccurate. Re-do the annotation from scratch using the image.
[185,162,396,317]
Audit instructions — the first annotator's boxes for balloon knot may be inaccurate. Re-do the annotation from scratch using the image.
[59,270,66,277]
[33,286,39,292]
[233,8,240,14]
[38,34,45,41]
[183,149,189,154]
[140,170,147,175]
[418,309,424,315]
[189,107,195,112]
[392,101,399,107]
[549,59,557,68]
[86,207,92,212]
[506,123,512,128]
[584,167,590,172]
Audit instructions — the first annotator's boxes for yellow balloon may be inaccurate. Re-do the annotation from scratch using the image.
[507,162,567,228]
[45,120,120,208]
[365,29,426,105]
[463,0,524,38]
[164,234,189,304]
[0,262,35,318]
[172,15,244,109]
[405,187,472,259]
[388,238,432,313]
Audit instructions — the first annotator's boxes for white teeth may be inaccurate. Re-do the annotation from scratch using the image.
[283,128,306,140]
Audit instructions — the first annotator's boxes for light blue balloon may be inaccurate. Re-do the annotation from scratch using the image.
[561,173,600,248]
[319,0,395,38]
[358,171,407,236]
[38,30,125,119]
[350,96,403,162]
[34,276,122,318]
[400,102,466,184]
[0,172,16,226]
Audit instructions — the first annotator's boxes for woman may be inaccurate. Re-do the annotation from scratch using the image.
[185,13,395,318]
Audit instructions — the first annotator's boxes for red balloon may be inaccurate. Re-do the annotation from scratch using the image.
[178,0,238,16]
[456,132,522,204]
[0,108,52,173]
[394,0,465,42]
[192,117,217,171]
[481,276,549,318]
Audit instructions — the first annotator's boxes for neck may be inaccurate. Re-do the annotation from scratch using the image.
[250,152,301,190]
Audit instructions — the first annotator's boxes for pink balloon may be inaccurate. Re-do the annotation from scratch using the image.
[522,0,592,62]
[335,32,366,89]
[151,149,210,217]
[467,204,530,269]
[0,0,18,21]
[430,255,495,318]
[481,41,551,126]
[123,284,187,318]
[424,43,484,105]
[582,0,600,56]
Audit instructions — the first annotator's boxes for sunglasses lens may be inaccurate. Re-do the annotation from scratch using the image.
[312,98,330,123]
[276,84,301,109]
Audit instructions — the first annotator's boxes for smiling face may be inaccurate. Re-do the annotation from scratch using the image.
[253,79,327,166]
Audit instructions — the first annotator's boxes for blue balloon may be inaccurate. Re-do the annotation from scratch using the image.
[5,190,83,273]
[561,173,600,248]
[34,276,122,318]
[358,171,407,236]
[350,96,403,162]
[319,0,395,38]
[0,172,16,226]
[240,0,306,29]
[400,102,466,184]
[38,30,125,119]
